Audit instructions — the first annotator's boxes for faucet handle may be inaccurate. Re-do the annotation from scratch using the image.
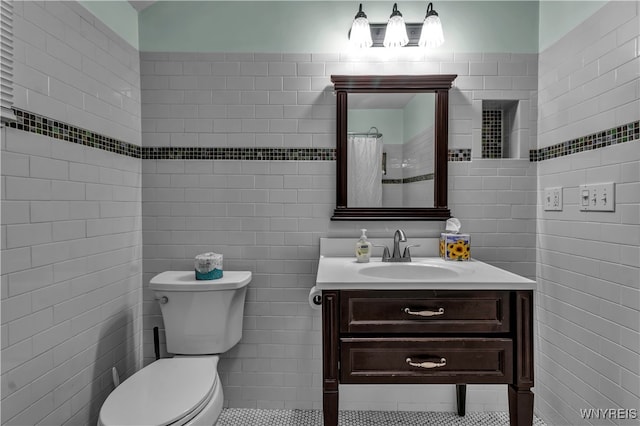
[402,244,421,261]
[373,244,391,261]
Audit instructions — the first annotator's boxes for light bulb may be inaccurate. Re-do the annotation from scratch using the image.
[349,4,372,49]
[383,3,408,48]
[419,3,444,48]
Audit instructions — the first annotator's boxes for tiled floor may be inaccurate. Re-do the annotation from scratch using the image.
[217,408,547,425]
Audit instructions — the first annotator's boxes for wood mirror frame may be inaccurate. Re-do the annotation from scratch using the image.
[331,74,457,220]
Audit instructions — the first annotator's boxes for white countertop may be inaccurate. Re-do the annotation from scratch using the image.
[315,256,536,291]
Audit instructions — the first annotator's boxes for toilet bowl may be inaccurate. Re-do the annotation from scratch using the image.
[98,357,222,426]
[98,271,251,426]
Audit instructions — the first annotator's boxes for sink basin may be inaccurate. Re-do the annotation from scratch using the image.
[359,263,460,280]
[315,249,536,290]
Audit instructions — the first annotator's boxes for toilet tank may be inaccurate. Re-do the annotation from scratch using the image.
[150,271,251,355]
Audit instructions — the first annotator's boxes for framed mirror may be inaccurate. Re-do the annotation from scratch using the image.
[348,92,436,208]
[331,75,457,220]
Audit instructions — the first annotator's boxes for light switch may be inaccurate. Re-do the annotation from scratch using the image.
[579,182,615,212]
[581,189,590,206]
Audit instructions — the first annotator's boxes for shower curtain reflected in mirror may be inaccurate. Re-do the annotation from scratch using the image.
[347,134,383,207]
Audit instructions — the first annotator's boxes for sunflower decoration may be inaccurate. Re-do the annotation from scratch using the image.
[461,243,470,260]
[439,239,445,257]
[446,239,470,261]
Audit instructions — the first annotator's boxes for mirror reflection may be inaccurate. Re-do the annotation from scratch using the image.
[347,93,436,208]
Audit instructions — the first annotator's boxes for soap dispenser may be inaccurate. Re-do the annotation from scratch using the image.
[355,229,372,263]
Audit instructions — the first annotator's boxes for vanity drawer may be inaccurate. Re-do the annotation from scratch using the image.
[340,337,513,384]
[340,290,510,333]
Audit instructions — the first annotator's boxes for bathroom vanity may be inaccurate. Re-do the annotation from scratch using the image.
[315,239,536,426]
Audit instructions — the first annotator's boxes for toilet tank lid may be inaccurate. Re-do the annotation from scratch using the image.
[150,270,251,291]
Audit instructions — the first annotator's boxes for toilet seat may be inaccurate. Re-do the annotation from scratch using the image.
[99,356,219,426]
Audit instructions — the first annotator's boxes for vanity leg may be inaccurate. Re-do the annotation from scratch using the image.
[509,291,535,425]
[508,385,534,426]
[322,291,340,426]
[323,392,338,426]
[455,384,466,416]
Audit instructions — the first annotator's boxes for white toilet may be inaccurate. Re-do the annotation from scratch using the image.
[98,270,251,426]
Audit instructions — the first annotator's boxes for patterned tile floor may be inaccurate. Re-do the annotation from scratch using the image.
[217,408,547,425]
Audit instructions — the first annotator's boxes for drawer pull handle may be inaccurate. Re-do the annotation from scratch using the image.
[403,307,444,317]
[406,357,447,369]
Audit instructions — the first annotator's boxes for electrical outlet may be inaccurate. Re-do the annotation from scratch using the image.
[544,187,563,211]
[579,182,615,211]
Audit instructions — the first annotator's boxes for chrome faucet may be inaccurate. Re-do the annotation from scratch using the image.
[375,229,420,262]
[391,229,407,259]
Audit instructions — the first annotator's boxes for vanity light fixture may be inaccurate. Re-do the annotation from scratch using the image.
[349,4,373,49]
[383,3,408,48]
[347,2,445,49]
[419,2,444,48]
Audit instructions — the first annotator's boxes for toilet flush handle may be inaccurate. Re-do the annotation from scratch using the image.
[156,296,169,304]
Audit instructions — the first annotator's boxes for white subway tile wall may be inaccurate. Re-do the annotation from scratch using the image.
[536,2,640,425]
[1,2,143,425]
[12,1,141,146]
[141,51,537,410]
[537,1,639,149]
[5,0,637,423]
[1,129,143,426]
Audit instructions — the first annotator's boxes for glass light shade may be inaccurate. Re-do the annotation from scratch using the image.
[383,15,408,48]
[419,14,444,48]
[350,16,372,49]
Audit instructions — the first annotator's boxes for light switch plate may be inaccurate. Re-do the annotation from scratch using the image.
[579,182,615,211]
[544,187,563,211]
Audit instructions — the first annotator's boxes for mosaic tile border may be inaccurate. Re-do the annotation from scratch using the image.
[530,120,639,162]
[383,173,434,184]
[7,108,336,161]
[405,172,434,183]
[8,108,142,158]
[8,109,474,163]
[449,149,472,162]
[12,109,636,164]
[142,147,336,161]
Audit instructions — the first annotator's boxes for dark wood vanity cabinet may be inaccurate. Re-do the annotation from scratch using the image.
[322,289,534,426]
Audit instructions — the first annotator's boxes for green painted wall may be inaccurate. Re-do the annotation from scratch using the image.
[75,1,610,55]
[347,93,436,145]
[538,1,608,51]
[348,109,404,145]
[79,0,139,49]
[139,1,539,53]
[403,93,435,143]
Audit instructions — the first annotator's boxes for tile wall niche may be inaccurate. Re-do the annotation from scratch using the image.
[535,1,640,424]
[482,107,504,158]
[481,100,520,159]
[140,50,538,410]
[1,2,142,425]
